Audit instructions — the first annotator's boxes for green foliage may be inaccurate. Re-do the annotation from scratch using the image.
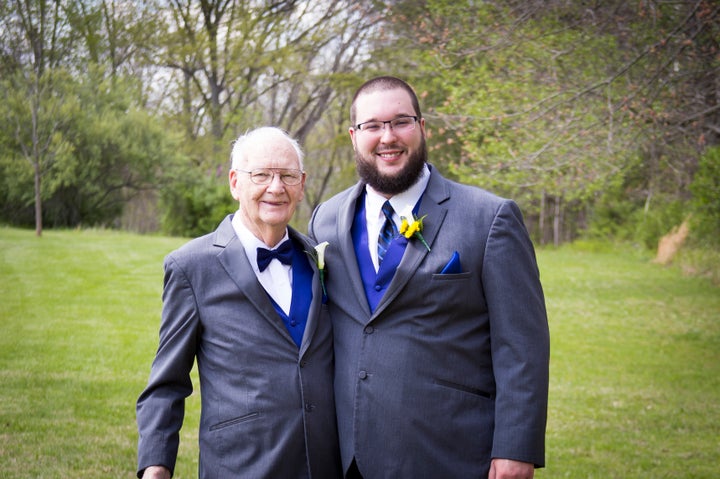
[1,228,718,477]
[0,0,717,254]
[675,246,720,286]
[389,0,628,202]
[584,194,640,242]
[690,146,720,247]
[0,150,36,224]
[584,145,692,250]
[586,189,686,250]
[376,0,716,248]
[159,170,236,238]
[630,198,686,250]
[0,67,180,228]
[56,73,181,227]
[0,68,79,225]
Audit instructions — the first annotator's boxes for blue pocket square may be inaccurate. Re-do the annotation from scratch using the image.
[440,251,462,274]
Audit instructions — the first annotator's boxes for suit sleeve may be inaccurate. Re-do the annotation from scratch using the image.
[136,254,199,477]
[483,200,550,467]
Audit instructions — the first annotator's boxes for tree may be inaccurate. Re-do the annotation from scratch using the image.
[0,1,177,231]
[690,146,720,246]
[153,0,381,231]
[0,0,82,235]
[373,0,719,245]
[157,0,362,154]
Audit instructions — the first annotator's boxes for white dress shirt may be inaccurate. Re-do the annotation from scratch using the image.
[231,213,292,314]
[364,163,431,271]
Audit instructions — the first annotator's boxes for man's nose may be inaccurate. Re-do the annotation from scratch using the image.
[379,124,399,141]
[266,172,285,190]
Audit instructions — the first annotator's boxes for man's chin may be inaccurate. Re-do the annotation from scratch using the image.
[377,162,407,178]
[259,212,293,226]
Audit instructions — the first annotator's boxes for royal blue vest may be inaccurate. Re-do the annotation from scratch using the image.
[268,239,313,348]
[352,194,420,313]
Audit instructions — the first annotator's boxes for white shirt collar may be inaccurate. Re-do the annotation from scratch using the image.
[231,212,292,314]
[364,163,431,270]
[231,213,290,271]
[365,162,431,224]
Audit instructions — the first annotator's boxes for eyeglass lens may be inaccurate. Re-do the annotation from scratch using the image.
[246,168,302,185]
[357,116,417,133]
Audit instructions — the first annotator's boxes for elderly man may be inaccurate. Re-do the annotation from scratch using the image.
[137,127,341,478]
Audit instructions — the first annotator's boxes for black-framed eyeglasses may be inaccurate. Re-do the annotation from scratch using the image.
[354,116,418,134]
[235,168,304,186]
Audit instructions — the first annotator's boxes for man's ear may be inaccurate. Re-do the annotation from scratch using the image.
[229,169,241,201]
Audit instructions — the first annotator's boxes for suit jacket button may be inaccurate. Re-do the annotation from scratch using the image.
[364,326,374,334]
[358,370,368,379]
[305,403,315,412]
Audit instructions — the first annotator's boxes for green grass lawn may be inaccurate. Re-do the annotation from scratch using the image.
[1,227,718,478]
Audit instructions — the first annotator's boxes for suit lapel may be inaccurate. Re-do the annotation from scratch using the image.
[290,229,323,357]
[371,170,451,318]
[336,183,373,317]
[214,216,298,346]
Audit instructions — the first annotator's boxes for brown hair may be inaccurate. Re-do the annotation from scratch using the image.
[350,76,422,127]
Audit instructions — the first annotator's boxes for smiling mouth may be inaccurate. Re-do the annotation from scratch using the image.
[377,151,403,159]
[262,198,288,206]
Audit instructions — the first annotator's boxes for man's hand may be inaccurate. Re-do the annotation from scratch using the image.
[489,458,534,479]
[142,465,171,479]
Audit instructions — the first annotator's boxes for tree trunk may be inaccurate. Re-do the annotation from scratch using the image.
[34,161,43,237]
[553,195,562,247]
[32,77,43,237]
[539,189,546,245]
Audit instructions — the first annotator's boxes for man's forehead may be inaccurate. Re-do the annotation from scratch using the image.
[355,88,414,116]
[244,140,298,165]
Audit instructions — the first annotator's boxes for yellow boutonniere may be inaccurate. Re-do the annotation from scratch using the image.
[399,213,431,252]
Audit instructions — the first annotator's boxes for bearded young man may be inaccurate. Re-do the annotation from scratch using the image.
[309,76,550,479]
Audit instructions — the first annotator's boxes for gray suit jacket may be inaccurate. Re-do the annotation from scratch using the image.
[136,215,341,478]
[308,167,549,478]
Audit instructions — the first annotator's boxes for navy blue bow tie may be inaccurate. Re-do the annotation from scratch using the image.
[256,240,293,272]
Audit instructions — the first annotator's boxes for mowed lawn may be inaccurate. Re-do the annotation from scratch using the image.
[1,227,718,478]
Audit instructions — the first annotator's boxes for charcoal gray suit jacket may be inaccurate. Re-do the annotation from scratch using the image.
[308,166,549,478]
[136,215,341,478]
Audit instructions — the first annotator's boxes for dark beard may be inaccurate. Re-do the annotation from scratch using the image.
[355,137,427,196]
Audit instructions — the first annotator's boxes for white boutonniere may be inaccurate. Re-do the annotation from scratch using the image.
[306,241,329,299]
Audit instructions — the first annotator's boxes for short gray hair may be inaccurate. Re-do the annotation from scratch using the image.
[230,126,304,170]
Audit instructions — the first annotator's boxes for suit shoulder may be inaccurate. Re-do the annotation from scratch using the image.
[167,215,234,261]
[443,177,511,210]
[318,185,356,209]
[312,185,357,222]
[165,230,218,266]
[432,175,531,230]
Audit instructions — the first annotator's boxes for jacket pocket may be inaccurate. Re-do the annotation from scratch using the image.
[433,378,494,400]
[209,411,261,431]
[431,271,472,280]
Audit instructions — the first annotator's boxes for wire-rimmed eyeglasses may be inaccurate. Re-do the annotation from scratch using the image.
[354,116,418,134]
[235,168,304,186]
